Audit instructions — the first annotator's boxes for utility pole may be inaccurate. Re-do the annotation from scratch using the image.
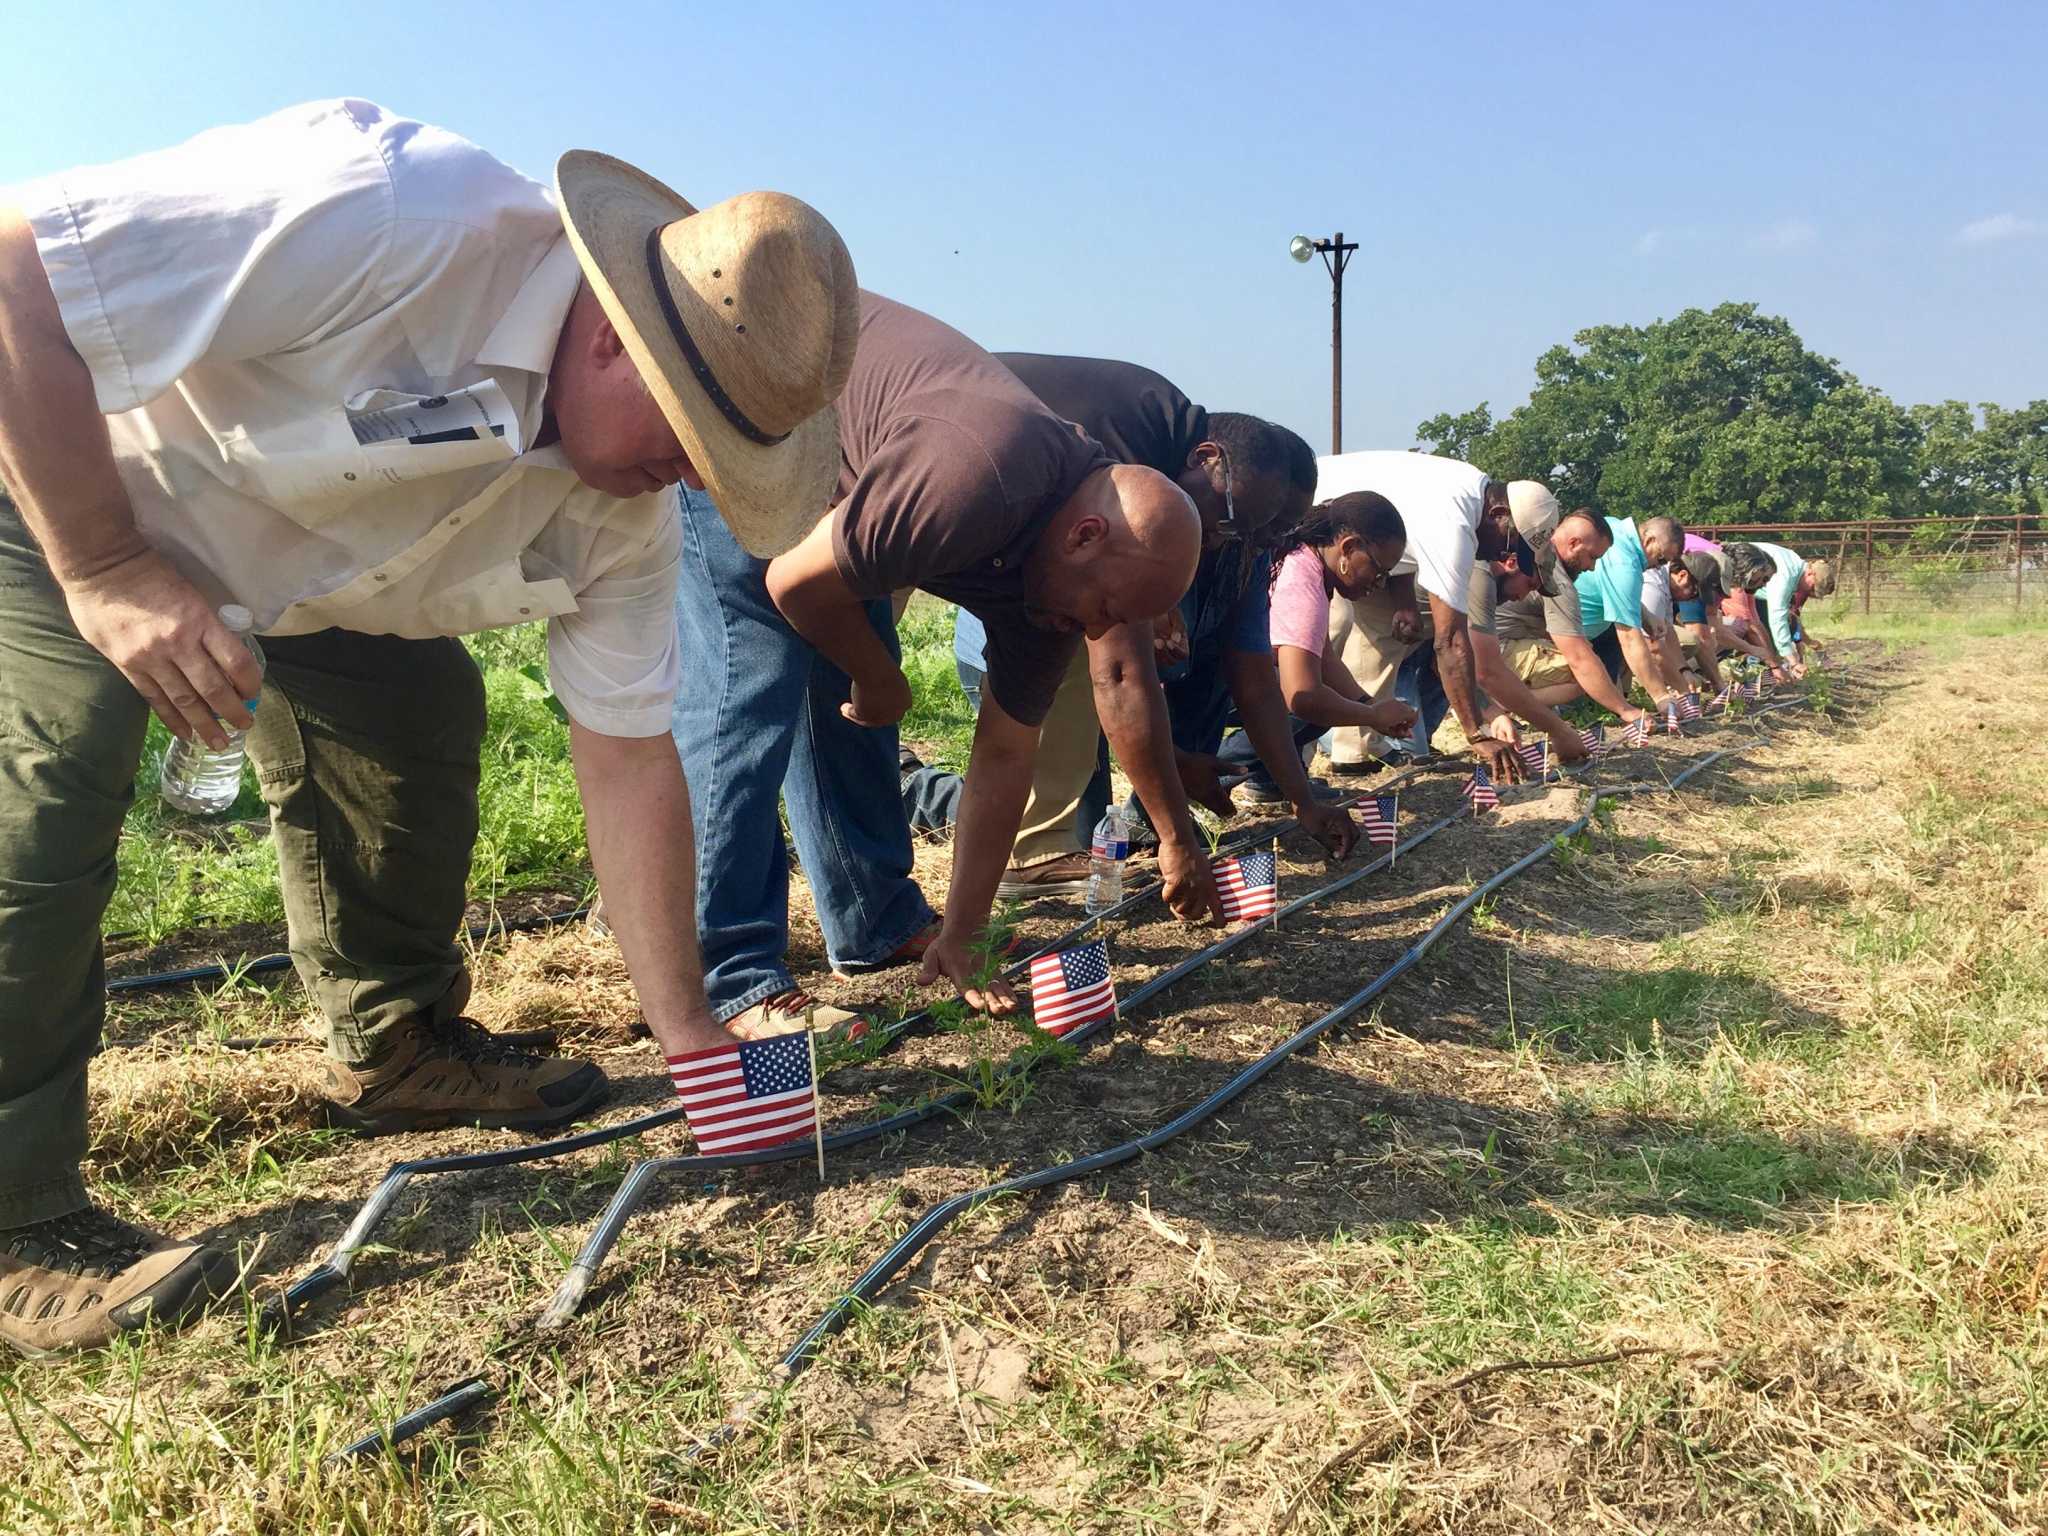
[1289,232,1360,453]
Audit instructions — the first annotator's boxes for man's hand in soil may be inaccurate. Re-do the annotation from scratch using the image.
[916,926,1018,1016]
[66,548,259,749]
[1472,734,1523,784]
[1389,606,1424,645]
[1174,749,1238,820]
[1298,800,1359,860]
[1547,720,1589,765]
[1157,836,1225,924]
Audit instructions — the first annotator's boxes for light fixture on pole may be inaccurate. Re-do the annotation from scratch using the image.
[1289,231,1360,453]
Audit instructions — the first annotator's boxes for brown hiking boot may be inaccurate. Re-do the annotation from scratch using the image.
[1,1205,236,1357]
[320,1016,609,1135]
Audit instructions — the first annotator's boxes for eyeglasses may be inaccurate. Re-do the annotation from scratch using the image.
[1352,542,1388,591]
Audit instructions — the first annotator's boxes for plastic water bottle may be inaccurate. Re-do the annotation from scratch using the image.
[1085,807,1131,915]
[159,605,264,816]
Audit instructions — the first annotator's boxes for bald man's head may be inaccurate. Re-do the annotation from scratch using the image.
[1023,464,1201,638]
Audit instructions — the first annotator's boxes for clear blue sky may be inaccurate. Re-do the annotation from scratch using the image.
[4,0,2041,452]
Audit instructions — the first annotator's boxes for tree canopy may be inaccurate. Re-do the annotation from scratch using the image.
[1415,302,2044,527]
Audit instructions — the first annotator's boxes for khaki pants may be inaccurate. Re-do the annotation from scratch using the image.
[0,490,483,1228]
[1011,648,1104,867]
[1323,587,1428,764]
[1503,636,1576,688]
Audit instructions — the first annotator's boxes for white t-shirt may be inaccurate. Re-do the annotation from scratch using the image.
[1312,451,1487,614]
[6,98,679,736]
[1640,565,1674,630]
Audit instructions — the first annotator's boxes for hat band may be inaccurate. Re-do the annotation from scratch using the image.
[644,227,789,448]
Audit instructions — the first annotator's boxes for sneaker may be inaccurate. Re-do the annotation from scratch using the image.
[320,1016,609,1136]
[897,745,925,789]
[995,852,1093,899]
[1,1205,236,1356]
[727,989,869,1045]
[1236,775,1343,806]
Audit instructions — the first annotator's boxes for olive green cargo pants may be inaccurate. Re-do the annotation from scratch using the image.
[0,490,486,1228]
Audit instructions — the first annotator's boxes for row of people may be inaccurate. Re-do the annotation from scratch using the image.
[0,103,1826,1356]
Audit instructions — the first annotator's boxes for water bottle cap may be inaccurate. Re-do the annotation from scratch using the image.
[219,604,255,633]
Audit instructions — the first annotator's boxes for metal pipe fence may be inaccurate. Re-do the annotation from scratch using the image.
[1701,515,2043,615]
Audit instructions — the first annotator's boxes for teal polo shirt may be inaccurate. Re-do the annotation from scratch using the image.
[1574,516,1646,640]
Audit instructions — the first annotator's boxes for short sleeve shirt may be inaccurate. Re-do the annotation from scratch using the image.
[1750,541,1807,653]
[1268,545,1334,657]
[1574,516,1647,638]
[1471,564,1584,644]
[6,98,681,735]
[828,294,1112,725]
[1313,451,1488,613]
[957,352,1263,681]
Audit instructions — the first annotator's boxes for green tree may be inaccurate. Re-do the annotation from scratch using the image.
[1416,302,1921,524]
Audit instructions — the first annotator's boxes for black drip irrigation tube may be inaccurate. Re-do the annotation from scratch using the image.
[106,905,596,998]
[263,778,1433,1338]
[320,692,1820,1459]
[533,807,1464,1331]
[681,744,1751,1458]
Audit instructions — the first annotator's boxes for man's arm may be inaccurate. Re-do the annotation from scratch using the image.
[1224,648,1357,858]
[1429,591,1522,782]
[1649,616,1692,693]
[1688,617,1729,694]
[570,725,730,1054]
[1550,630,1644,722]
[764,513,911,726]
[916,696,1038,1014]
[0,207,258,747]
[1615,623,1678,707]
[1087,622,1224,924]
[1472,631,1586,761]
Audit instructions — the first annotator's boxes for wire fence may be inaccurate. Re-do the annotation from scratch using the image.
[1703,515,2044,614]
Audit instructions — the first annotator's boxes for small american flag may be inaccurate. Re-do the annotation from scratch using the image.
[1664,700,1683,735]
[1213,849,1279,922]
[1676,693,1703,722]
[1581,724,1609,758]
[669,1030,818,1156]
[1462,765,1500,814]
[1028,939,1117,1038]
[1355,795,1399,848]
[1516,740,1551,781]
[1740,679,1761,701]
[1707,685,1733,712]
[1622,714,1650,747]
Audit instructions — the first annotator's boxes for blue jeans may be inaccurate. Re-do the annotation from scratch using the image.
[1394,642,1451,757]
[671,489,934,1019]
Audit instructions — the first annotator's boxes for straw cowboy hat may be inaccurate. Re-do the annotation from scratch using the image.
[556,152,859,556]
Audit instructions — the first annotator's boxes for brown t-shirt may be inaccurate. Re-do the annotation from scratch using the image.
[830,293,1112,725]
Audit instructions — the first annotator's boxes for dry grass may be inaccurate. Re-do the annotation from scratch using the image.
[3,637,2045,1534]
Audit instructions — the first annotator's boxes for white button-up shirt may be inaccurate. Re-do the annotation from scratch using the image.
[7,98,679,736]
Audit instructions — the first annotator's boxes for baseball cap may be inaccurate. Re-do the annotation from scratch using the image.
[1505,480,1563,595]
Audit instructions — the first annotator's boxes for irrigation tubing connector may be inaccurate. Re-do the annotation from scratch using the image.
[532,808,1464,1332]
[681,746,1750,1458]
[259,793,1399,1336]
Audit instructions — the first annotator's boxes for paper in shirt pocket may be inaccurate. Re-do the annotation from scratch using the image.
[216,381,522,512]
